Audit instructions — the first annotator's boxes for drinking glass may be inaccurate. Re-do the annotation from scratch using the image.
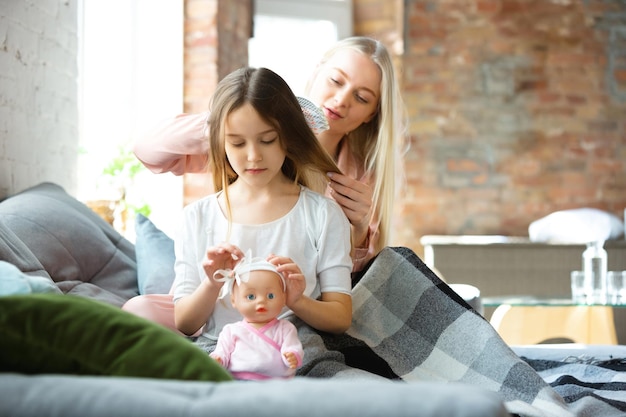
[607,271,626,305]
[570,271,588,305]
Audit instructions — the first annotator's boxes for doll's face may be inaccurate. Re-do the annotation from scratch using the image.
[231,270,286,324]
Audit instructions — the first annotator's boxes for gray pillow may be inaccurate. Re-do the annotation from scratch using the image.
[0,219,50,280]
[135,213,175,294]
[0,182,138,306]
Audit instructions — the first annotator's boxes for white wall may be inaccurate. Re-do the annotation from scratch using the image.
[0,0,79,198]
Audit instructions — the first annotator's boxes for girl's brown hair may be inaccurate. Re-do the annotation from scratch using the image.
[207,67,341,218]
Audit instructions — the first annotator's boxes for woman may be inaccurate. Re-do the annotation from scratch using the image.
[133,36,406,272]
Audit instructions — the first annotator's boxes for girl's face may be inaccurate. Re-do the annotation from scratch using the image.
[224,103,286,187]
[308,49,381,137]
[231,270,286,324]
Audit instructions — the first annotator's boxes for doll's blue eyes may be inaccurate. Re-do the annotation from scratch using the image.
[245,293,275,300]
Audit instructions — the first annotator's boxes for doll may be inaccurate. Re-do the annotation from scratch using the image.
[210,252,304,380]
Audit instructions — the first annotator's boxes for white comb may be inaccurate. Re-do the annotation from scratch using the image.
[297,96,329,135]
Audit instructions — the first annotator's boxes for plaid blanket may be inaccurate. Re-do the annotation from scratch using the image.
[296,247,626,417]
[524,357,626,417]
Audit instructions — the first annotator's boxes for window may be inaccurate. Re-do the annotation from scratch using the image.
[78,0,352,239]
[249,0,352,95]
[78,0,184,239]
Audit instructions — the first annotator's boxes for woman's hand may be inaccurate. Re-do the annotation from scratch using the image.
[327,172,372,246]
[267,254,306,308]
[202,243,245,284]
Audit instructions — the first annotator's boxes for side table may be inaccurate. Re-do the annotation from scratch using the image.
[484,296,621,345]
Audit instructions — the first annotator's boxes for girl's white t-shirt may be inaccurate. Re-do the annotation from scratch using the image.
[172,186,353,341]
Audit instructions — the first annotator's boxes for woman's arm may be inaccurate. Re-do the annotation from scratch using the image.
[326,172,380,272]
[326,172,372,247]
[351,226,378,273]
[133,112,210,175]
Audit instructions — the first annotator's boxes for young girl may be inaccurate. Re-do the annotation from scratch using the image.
[168,66,352,357]
[210,252,304,380]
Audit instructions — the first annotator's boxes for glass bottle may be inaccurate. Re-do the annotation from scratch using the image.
[582,240,608,305]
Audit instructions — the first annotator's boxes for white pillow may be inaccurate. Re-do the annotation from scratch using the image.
[528,208,624,243]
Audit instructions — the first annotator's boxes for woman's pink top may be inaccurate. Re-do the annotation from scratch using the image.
[133,112,378,271]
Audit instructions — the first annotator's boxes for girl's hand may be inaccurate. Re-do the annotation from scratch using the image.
[202,243,244,284]
[267,254,306,307]
[327,172,372,245]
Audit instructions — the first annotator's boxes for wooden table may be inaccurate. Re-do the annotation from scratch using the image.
[484,296,621,345]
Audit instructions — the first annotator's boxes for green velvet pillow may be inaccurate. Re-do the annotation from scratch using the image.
[0,293,233,382]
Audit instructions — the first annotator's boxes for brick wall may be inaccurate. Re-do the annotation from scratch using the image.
[182,0,250,114]
[181,0,626,256]
[0,0,78,198]
[182,0,252,205]
[396,0,626,254]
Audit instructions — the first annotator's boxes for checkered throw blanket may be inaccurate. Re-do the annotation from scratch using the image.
[296,247,626,417]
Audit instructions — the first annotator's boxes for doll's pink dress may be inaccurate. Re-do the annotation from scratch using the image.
[212,318,303,380]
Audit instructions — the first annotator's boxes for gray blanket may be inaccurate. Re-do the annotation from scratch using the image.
[296,247,625,417]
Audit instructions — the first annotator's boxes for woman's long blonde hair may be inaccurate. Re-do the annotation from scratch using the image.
[207,67,342,221]
[308,36,407,253]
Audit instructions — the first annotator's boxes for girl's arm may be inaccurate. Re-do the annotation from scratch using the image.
[174,278,222,335]
[289,291,352,334]
[173,238,243,335]
[133,112,210,175]
[270,255,352,334]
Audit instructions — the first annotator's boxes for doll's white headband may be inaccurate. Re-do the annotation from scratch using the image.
[213,250,285,299]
